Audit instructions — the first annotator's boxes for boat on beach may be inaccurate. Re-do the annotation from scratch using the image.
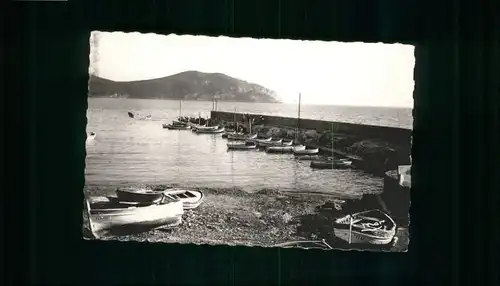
[162,188,204,210]
[310,159,352,169]
[274,239,333,250]
[333,209,397,245]
[196,127,225,134]
[293,146,319,155]
[84,195,184,239]
[227,141,257,150]
[115,188,165,204]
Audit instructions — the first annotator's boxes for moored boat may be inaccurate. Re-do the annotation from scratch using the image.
[266,146,294,153]
[227,141,257,150]
[258,138,283,147]
[293,145,306,152]
[281,139,293,146]
[84,195,184,238]
[333,209,397,245]
[196,127,225,134]
[115,187,165,204]
[227,133,257,141]
[247,136,272,144]
[163,188,204,210]
[310,159,352,169]
[163,123,191,130]
[295,155,323,161]
[293,146,319,155]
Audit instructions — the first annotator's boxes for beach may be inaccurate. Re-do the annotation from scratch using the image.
[83,185,409,251]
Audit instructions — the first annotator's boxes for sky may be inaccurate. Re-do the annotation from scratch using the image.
[89,31,415,108]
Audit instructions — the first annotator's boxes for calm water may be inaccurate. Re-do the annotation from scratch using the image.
[85,98,412,197]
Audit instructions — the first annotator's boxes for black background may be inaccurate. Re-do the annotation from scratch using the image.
[4,0,499,285]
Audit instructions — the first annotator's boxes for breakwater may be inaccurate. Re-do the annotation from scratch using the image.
[210,111,412,148]
[211,111,412,175]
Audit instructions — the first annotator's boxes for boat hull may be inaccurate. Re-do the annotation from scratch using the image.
[310,160,352,169]
[227,143,257,150]
[116,188,165,203]
[87,198,184,238]
[333,209,397,245]
[266,146,294,153]
[227,133,257,140]
[196,127,225,134]
[293,148,319,155]
[164,189,204,210]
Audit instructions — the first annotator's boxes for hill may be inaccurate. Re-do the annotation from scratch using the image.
[88,71,282,103]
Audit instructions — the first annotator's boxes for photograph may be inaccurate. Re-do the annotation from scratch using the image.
[83,31,414,252]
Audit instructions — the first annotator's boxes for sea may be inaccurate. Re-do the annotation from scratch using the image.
[85,98,413,198]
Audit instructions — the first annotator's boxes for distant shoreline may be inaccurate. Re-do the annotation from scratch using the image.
[87,96,413,110]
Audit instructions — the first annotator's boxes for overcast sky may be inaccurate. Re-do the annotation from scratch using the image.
[90,31,415,108]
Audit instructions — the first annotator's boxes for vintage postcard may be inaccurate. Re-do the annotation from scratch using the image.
[84,31,413,251]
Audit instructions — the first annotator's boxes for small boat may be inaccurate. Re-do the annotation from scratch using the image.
[222,131,243,138]
[274,239,333,250]
[128,112,134,118]
[258,138,283,147]
[333,209,397,245]
[295,155,322,161]
[281,140,293,146]
[248,136,272,144]
[163,124,191,130]
[84,195,184,238]
[227,141,257,150]
[310,159,352,169]
[266,146,294,153]
[115,188,165,204]
[293,146,319,155]
[196,127,225,134]
[227,133,257,140]
[163,188,204,210]
[293,145,306,152]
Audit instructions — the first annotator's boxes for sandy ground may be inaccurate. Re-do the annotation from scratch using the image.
[83,186,409,252]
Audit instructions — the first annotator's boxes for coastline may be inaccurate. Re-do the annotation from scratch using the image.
[83,185,409,251]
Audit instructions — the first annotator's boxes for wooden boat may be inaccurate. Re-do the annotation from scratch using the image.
[248,136,272,144]
[281,139,293,146]
[293,145,306,152]
[227,133,257,140]
[310,159,352,169]
[163,123,191,130]
[163,188,204,210]
[258,138,283,147]
[222,131,243,138]
[196,127,225,134]
[115,188,165,204]
[333,209,397,245]
[84,195,184,238]
[266,146,294,153]
[227,141,257,150]
[295,155,322,161]
[274,239,333,250]
[293,146,319,155]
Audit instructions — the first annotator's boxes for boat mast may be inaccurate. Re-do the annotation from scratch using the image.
[296,93,301,142]
[233,108,237,131]
[179,100,182,119]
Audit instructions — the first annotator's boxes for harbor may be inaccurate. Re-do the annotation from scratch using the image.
[84,98,411,251]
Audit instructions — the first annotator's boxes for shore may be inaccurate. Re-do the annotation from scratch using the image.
[83,185,409,251]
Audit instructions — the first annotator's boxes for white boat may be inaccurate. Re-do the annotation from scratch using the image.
[196,127,225,134]
[274,239,333,250]
[333,209,397,245]
[293,145,306,152]
[293,147,319,155]
[227,133,257,140]
[227,142,257,150]
[163,188,204,210]
[281,140,293,146]
[84,195,184,239]
[266,146,294,153]
[248,137,272,144]
[258,139,283,147]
